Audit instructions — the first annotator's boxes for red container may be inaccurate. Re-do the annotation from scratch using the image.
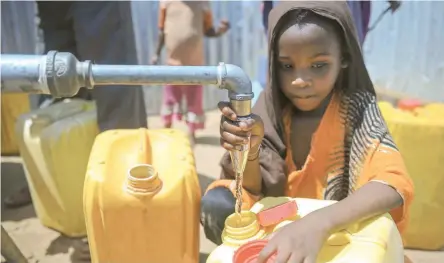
[397,99,423,111]
[233,240,276,263]
[257,200,298,227]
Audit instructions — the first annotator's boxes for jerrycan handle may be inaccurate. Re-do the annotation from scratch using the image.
[136,128,151,164]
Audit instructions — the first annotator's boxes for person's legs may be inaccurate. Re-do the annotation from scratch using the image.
[201,187,236,245]
[71,1,147,132]
[4,1,79,209]
[161,85,184,128]
[183,85,205,144]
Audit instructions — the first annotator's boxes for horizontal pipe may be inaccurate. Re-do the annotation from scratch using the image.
[0,51,254,116]
[0,54,49,94]
[91,65,219,86]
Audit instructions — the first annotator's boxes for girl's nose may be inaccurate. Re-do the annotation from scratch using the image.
[291,77,310,89]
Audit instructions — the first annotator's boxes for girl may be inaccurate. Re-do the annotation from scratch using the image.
[201,1,414,263]
[152,0,229,145]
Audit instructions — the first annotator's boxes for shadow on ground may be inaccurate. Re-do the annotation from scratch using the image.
[46,235,210,263]
[196,136,220,147]
[45,235,88,263]
[1,160,36,222]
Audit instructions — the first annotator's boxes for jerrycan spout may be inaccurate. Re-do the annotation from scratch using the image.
[222,211,266,246]
[126,164,162,195]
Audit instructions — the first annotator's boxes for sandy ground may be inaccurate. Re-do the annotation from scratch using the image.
[1,110,443,263]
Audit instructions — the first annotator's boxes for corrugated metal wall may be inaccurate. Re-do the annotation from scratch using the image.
[2,1,443,113]
[1,1,38,54]
[363,1,444,102]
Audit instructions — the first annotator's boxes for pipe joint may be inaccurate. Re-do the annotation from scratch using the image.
[217,63,254,101]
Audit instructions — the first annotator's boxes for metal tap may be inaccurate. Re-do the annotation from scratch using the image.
[1,50,254,191]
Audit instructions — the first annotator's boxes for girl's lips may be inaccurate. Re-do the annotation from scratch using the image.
[294,95,316,99]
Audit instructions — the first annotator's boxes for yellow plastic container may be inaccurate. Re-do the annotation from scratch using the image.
[1,93,31,155]
[15,99,98,237]
[414,103,444,120]
[83,128,200,263]
[382,109,444,250]
[207,197,404,263]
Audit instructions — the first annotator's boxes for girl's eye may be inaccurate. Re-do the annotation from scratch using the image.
[312,62,328,69]
[280,63,293,69]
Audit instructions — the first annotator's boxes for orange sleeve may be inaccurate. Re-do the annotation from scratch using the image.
[158,2,167,30]
[202,2,214,32]
[359,140,414,234]
[205,180,262,210]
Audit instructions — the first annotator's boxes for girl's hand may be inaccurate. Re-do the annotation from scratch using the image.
[218,101,264,153]
[218,19,231,34]
[258,214,331,263]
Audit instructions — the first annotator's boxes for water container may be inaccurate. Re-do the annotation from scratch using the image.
[83,128,200,263]
[414,103,444,120]
[1,93,30,155]
[382,105,444,250]
[15,99,98,237]
[207,197,404,263]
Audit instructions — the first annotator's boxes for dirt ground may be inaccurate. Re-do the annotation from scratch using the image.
[1,110,443,263]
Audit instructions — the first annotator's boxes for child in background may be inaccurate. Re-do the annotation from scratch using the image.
[201,1,414,262]
[152,0,229,145]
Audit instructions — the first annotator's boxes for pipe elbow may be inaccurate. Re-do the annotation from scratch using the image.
[218,63,253,101]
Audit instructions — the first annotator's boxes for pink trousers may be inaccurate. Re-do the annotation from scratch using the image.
[161,85,205,132]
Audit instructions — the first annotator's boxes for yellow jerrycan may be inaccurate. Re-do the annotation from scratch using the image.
[414,103,444,120]
[383,107,444,250]
[1,93,31,155]
[207,197,404,263]
[83,128,201,263]
[15,99,98,237]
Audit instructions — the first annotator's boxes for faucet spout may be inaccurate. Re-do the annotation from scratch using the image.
[217,63,254,117]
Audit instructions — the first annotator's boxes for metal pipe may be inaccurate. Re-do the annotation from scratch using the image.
[0,54,49,94]
[91,65,219,86]
[1,50,253,116]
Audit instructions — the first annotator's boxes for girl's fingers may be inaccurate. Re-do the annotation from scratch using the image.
[221,118,252,136]
[274,248,292,263]
[287,253,305,263]
[219,138,234,151]
[221,131,249,145]
[257,243,278,263]
[218,101,237,121]
[237,117,256,131]
[303,256,316,263]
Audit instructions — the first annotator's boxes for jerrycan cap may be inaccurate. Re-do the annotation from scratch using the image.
[397,98,422,111]
[257,200,298,227]
[233,240,276,263]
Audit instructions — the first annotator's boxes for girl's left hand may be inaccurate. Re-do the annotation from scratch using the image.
[257,213,331,263]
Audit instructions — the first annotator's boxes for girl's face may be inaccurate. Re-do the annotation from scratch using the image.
[276,15,343,112]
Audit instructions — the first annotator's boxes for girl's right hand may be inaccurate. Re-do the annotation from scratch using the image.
[218,101,264,155]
